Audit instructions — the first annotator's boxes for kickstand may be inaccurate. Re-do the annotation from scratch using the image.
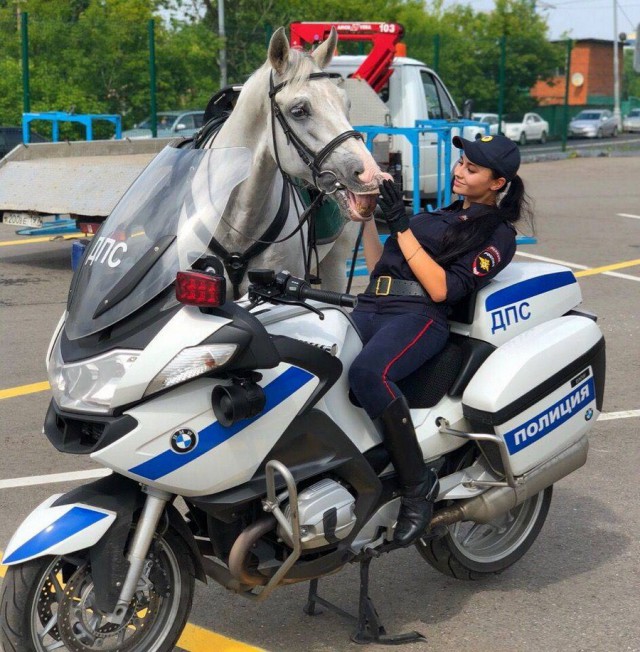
[303,555,426,646]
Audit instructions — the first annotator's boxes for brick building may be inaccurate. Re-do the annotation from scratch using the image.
[531,39,624,106]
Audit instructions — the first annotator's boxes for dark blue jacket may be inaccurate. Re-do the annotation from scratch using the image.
[356,200,516,320]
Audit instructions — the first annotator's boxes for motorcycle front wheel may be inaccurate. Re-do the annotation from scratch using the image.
[416,486,553,579]
[0,529,194,652]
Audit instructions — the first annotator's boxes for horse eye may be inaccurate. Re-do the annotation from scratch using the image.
[290,105,308,119]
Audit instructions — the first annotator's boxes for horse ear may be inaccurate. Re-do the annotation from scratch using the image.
[311,27,338,69]
[268,27,290,75]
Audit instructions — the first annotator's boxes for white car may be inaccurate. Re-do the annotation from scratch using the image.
[622,108,640,133]
[471,112,500,135]
[502,112,549,145]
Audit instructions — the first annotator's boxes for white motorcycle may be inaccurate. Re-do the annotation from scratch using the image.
[0,145,606,650]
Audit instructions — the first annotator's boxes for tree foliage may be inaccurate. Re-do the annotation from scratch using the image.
[0,0,568,133]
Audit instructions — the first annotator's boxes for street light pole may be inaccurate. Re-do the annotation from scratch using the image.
[613,0,622,128]
[218,0,227,89]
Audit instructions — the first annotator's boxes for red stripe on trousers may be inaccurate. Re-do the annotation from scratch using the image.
[382,319,434,399]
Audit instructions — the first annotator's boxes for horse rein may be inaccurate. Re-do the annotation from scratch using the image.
[202,70,364,298]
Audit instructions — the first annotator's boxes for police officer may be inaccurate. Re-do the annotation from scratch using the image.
[349,134,532,547]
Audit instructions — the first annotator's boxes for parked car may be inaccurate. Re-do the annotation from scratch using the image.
[622,108,640,133]
[471,112,500,135]
[502,112,549,145]
[0,126,48,159]
[568,109,617,139]
[122,111,205,139]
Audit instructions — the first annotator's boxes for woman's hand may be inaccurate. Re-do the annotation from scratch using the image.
[377,179,409,237]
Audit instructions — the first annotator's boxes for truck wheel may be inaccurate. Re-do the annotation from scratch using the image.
[518,132,527,146]
[0,529,194,652]
[415,486,553,579]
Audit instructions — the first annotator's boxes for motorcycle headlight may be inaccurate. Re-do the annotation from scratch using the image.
[48,337,140,414]
[144,344,237,398]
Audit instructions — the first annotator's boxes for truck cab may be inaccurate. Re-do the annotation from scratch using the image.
[326,55,480,204]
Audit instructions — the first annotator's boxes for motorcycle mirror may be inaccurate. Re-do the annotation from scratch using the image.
[175,271,226,307]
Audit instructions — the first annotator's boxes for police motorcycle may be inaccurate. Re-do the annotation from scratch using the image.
[0,145,606,651]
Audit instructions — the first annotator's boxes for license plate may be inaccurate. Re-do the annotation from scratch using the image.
[2,212,43,228]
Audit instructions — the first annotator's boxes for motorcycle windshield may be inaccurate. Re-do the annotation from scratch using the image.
[65,146,252,340]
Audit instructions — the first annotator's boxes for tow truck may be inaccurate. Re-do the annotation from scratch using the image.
[291,21,484,209]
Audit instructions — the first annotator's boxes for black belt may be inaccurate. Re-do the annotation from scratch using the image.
[364,276,427,297]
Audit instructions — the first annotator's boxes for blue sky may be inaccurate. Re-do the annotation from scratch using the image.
[442,0,639,41]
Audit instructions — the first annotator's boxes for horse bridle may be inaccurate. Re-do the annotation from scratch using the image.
[269,71,364,194]
[207,70,365,298]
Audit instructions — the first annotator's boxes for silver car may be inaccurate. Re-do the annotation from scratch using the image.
[122,111,205,139]
[568,110,618,139]
[622,108,640,133]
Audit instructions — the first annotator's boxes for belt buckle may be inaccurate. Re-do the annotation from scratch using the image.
[375,276,392,296]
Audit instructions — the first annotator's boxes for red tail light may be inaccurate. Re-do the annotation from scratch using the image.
[175,271,226,307]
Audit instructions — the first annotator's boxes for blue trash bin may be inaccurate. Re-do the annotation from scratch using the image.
[71,239,90,271]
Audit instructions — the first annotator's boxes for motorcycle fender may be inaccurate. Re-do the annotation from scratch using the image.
[2,494,116,565]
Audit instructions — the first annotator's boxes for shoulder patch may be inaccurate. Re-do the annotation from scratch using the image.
[472,245,501,276]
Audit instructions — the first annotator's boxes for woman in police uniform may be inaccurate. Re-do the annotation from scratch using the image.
[349,134,533,547]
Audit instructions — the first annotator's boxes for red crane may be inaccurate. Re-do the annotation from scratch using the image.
[289,22,404,93]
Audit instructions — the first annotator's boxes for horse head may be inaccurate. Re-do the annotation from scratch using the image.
[267,27,389,222]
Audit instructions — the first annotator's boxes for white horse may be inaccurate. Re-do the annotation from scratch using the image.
[200,27,388,296]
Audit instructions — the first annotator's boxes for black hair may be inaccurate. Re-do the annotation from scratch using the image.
[435,173,533,268]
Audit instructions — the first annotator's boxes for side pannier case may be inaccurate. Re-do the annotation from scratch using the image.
[461,316,605,476]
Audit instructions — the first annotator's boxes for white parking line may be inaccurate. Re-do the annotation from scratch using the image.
[617,213,640,220]
[515,251,640,282]
[0,469,111,490]
[0,410,637,490]
[598,410,640,421]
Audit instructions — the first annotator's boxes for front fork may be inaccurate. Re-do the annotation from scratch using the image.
[110,486,173,623]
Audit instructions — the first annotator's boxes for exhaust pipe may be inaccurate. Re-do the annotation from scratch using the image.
[432,435,588,527]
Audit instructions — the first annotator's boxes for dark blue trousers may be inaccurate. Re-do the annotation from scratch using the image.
[349,309,449,420]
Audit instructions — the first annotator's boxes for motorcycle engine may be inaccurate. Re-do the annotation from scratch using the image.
[280,478,356,550]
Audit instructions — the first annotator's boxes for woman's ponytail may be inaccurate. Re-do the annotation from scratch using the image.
[434,173,534,268]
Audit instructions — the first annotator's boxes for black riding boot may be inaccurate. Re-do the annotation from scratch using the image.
[379,397,439,547]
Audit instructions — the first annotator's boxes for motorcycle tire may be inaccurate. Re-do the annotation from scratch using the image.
[415,485,553,579]
[0,528,195,652]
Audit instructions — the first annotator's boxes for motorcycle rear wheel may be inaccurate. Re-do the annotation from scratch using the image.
[416,486,552,579]
[0,529,194,652]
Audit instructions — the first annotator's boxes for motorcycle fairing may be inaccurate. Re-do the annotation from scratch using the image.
[92,363,320,495]
[65,146,252,341]
[2,495,115,565]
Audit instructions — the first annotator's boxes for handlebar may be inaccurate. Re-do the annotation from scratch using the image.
[247,269,357,309]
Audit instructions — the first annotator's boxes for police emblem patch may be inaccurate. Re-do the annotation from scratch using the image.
[171,428,198,453]
[472,245,501,276]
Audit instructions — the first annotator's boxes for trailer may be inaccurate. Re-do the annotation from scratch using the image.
[0,137,172,236]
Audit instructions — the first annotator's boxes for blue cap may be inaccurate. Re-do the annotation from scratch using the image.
[452,134,521,181]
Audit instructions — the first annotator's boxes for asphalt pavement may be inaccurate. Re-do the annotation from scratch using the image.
[0,155,639,652]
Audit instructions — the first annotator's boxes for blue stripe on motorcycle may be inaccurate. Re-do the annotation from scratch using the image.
[128,366,315,481]
[485,271,575,311]
[3,506,108,564]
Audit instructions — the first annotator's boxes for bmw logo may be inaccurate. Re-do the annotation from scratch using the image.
[171,428,198,453]
[585,409,594,421]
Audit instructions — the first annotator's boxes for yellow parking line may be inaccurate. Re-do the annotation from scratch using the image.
[0,233,84,247]
[178,623,264,651]
[0,554,263,651]
[575,258,640,277]
[0,381,50,400]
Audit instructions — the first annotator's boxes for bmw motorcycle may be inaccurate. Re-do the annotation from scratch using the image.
[0,145,606,650]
